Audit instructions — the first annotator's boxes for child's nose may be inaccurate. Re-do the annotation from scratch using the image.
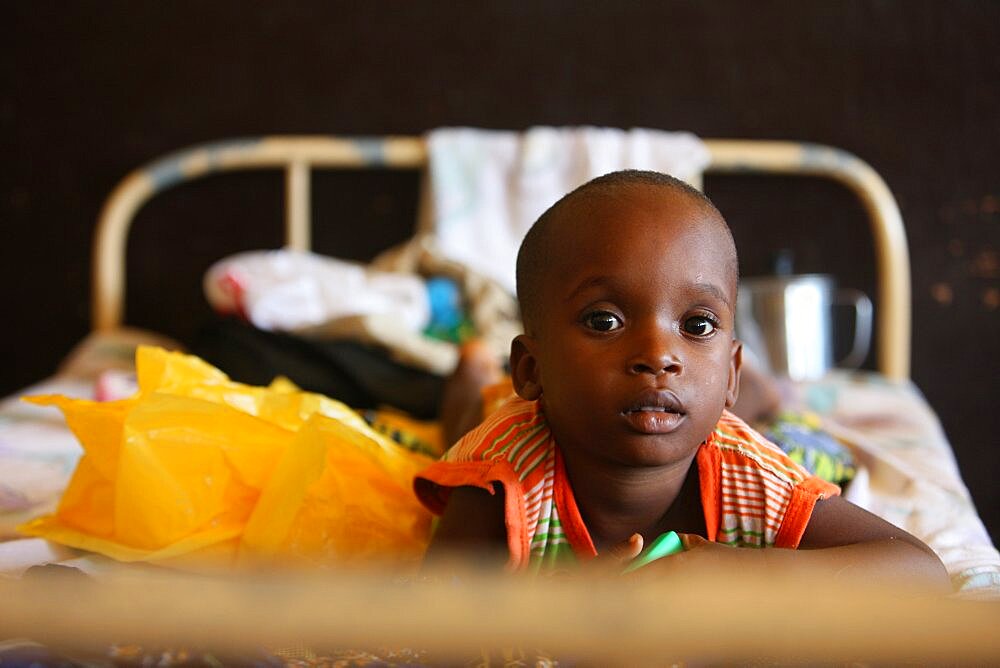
[627,330,682,376]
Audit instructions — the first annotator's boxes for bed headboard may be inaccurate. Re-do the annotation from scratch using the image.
[92,135,911,380]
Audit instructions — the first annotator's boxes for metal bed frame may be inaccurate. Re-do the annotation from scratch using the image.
[92,136,911,380]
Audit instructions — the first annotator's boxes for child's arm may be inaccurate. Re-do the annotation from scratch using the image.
[421,485,509,569]
[795,494,949,586]
[423,488,951,590]
[671,496,950,590]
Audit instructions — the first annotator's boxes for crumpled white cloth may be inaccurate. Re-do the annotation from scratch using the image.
[203,250,430,334]
[420,126,711,294]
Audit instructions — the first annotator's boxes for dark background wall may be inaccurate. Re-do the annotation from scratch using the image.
[4,1,998,542]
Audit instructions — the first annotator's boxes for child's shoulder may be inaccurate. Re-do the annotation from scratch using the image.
[705,410,827,489]
[444,396,549,463]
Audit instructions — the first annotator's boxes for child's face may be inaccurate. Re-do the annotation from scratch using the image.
[512,185,742,469]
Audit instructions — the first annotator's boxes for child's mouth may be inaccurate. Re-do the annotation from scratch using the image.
[622,407,686,434]
[621,391,686,434]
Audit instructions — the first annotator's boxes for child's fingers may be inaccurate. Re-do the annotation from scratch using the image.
[675,533,741,569]
[676,532,709,550]
[582,533,644,577]
[607,533,644,562]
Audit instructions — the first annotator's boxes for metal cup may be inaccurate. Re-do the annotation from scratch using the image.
[736,274,872,381]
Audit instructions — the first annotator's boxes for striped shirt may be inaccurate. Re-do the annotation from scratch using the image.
[414,397,839,572]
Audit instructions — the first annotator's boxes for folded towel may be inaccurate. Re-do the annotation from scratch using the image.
[420,126,711,293]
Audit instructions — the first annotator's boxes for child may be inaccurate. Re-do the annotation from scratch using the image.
[415,170,948,587]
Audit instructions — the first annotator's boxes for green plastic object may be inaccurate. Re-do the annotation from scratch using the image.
[621,531,684,574]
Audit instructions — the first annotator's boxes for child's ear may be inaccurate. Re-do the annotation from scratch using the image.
[510,334,542,400]
[725,339,743,408]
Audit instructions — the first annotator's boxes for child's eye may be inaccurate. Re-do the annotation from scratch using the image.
[682,315,718,336]
[584,311,623,332]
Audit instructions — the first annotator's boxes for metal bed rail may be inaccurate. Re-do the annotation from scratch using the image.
[92,135,910,379]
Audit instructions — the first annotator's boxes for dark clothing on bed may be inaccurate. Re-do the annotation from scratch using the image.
[192,317,444,419]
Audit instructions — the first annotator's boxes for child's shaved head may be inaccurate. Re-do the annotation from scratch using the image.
[515,170,738,333]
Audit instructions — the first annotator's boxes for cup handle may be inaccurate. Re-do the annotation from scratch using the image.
[835,288,873,369]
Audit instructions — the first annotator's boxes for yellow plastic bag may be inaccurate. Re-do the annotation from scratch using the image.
[19,346,435,569]
[242,413,435,568]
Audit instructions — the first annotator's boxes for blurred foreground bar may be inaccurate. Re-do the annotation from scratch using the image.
[3,566,998,664]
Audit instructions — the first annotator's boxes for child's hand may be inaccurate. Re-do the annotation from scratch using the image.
[588,533,750,579]
[677,532,724,552]
[674,533,740,564]
[581,533,645,577]
[609,532,646,562]
[620,533,748,580]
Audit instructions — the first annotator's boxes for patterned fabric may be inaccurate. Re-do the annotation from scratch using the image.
[415,398,839,571]
[763,410,857,485]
